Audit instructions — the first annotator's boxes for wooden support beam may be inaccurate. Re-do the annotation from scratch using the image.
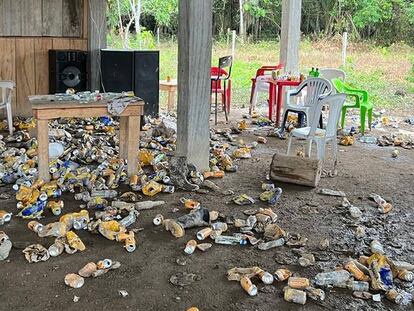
[280,0,302,74]
[176,0,212,171]
[88,0,107,91]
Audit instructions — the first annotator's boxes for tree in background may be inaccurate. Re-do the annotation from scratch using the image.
[107,0,414,46]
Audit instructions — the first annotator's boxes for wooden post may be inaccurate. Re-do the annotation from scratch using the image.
[157,27,160,46]
[232,30,236,60]
[176,0,212,171]
[279,0,302,74]
[342,32,348,66]
[88,0,107,91]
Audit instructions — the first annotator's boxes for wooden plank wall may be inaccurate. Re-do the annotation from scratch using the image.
[0,0,89,116]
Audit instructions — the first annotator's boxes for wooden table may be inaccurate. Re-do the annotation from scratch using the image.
[160,79,177,112]
[30,95,144,182]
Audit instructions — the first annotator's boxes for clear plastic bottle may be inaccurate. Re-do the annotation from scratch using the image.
[314,270,350,286]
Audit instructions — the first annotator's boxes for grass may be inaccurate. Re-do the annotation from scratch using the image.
[108,34,414,111]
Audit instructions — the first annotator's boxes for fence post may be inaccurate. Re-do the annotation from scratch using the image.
[342,32,348,66]
[232,30,236,60]
[157,27,160,46]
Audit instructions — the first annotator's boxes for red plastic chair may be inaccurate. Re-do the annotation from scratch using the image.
[249,64,284,115]
[211,59,232,124]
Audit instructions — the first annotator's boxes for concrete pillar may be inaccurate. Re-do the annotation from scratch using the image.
[88,0,107,91]
[176,0,212,171]
[280,0,302,74]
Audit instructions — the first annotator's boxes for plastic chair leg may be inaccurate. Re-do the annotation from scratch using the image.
[223,81,228,122]
[341,107,347,129]
[332,138,338,168]
[215,88,218,125]
[305,139,312,157]
[287,135,293,155]
[360,106,367,135]
[316,139,325,160]
[6,104,13,135]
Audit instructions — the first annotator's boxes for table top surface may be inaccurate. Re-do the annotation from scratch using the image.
[30,93,144,110]
[262,78,302,86]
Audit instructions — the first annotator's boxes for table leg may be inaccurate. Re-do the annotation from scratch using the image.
[269,84,275,122]
[167,89,176,112]
[119,116,128,159]
[276,85,283,127]
[37,119,50,182]
[126,116,140,176]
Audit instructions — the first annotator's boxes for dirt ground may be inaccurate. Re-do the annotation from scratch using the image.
[1,107,414,311]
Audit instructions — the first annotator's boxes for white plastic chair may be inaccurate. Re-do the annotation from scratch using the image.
[280,78,332,130]
[250,75,271,113]
[319,68,346,82]
[287,94,347,163]
[0,81,14,135]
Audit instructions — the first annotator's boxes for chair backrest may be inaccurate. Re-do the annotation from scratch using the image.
[319,68,346,82]
[211,67,229,90]
[299,77,332,107]
[255,64,284,77]
[218,56,232,78]
[0,80,15,106]
[331,78,345,93]
[308,94,347,139]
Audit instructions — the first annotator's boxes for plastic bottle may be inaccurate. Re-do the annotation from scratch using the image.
[214,235,246,246]
[258,238,285,250]
[91,190,117,198]
[48,240,65,257]
[64,273,85,288]
[314,270,351,286]
[309,67,315,77]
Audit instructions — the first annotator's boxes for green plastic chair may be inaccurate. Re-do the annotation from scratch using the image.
[332,78,373,134]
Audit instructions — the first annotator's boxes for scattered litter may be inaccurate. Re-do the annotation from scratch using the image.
[0,210,12,225]
[0,231,12,261]
[22,244,50,263]
[169,272,200,287]
[316,188,346,197]
[118,290,129,298]
[73,296,80,303]
[64,273,84,289]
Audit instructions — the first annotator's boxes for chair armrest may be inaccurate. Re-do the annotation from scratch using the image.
[342,84,368,100]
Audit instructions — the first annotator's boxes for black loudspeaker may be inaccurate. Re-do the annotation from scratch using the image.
[49,50,88,94]
[101,49,160,117]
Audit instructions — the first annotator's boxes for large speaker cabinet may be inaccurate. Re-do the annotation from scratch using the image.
[101,49,160,117]
[49,50,88,94]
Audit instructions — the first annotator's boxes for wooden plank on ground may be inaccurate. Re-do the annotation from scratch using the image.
[62,0,83,37]
[34,38,53,95]
[21,0,42,36]
[2,0,22,36]
[16,38,35,117]
[0,38,16,112]
[269,153,322,187]
[42,0,63,36]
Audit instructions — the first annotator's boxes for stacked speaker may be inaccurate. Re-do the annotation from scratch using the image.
[49,50,88,94]
[101,50,160,118]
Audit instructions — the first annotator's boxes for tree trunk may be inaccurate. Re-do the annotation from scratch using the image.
[116,0,126,48]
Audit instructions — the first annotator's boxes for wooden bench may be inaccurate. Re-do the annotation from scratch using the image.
[30,95,144,182]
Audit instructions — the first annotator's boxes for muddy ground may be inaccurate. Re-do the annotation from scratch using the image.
[0,108,413,311]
